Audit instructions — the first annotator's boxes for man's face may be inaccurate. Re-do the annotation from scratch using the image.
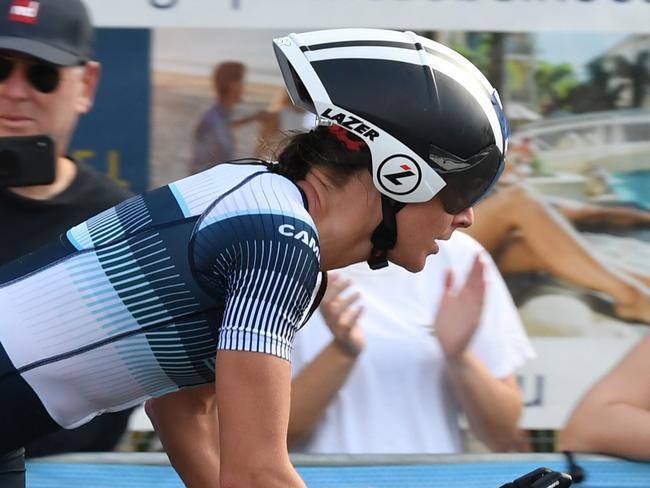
[0,51,99,156]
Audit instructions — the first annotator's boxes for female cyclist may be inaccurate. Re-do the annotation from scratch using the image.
[0,29,509,487]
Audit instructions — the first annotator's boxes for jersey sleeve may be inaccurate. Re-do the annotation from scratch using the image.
[190,197,321,361]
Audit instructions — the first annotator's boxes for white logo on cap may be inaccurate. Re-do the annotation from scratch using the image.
[377,155,422,196]
[9,0,39,24]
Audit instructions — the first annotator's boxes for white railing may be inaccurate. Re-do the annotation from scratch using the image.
[513,109,650,173]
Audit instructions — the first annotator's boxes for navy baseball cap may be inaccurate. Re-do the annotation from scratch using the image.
[0,0,94,66]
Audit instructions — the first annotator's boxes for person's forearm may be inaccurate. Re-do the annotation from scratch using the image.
[232,112,261,127]
[445,352,523,451]
[561,335,650,460]
[561,403,650,460]
[146,390,220,487]
[217,350,307,487]
[289,341,360,445]
[220,458,307,488]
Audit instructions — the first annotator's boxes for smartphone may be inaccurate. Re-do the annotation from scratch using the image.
[0,135,56,187]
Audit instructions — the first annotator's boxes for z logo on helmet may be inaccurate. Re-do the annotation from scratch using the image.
[384,164,415,186]
[377,156,422,196]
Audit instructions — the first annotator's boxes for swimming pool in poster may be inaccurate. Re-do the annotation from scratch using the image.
[611,170,650,211]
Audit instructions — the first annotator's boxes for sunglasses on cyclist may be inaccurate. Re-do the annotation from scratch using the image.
[434,143,505,214]
[0,55,61,94]
[434,91,508,214]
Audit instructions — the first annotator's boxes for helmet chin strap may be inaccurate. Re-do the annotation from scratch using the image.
[367,194,406,270]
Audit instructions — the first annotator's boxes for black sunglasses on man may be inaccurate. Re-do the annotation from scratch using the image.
[0,53,63,94]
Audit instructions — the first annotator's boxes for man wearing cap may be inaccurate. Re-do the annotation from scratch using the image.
[0,0,131,484]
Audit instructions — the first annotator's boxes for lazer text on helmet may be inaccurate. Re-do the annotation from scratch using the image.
[320,109,380,141]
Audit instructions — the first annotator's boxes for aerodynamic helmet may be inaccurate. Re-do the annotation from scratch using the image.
[273,29,509,268]
[273,28,508,212]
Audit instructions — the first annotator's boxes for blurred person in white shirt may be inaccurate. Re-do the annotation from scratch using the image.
[290,232,534,454]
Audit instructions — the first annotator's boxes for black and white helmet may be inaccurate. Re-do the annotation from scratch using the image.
[273,28,509,267]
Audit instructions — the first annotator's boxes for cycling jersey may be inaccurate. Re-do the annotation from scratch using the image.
[0,162,322,453]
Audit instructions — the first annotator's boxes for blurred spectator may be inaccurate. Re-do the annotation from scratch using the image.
[190,61,263,174]
[560,333,650,461]
[290,232,533,454]
[0,0,133,473]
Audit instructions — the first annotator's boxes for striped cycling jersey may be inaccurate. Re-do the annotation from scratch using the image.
[0,162,321,434]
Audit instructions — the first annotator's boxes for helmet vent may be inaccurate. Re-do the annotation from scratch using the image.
[288,63,316,114]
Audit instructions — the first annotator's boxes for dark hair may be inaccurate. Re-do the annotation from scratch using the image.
[212,61,245,99]
[269,126,371,184]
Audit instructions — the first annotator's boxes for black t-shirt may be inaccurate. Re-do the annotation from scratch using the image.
[0,160,132,265]
[0,159,133,458]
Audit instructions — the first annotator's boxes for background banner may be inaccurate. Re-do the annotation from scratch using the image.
[149,28,650,431]
[72,29,151,193]
[517,338,639,429]
[84,0,650,33]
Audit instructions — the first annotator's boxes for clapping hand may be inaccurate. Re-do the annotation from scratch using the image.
[433,255,486,360]
[320,273,366,357]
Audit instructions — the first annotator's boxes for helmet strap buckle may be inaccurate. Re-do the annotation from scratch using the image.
[366,195,405,270]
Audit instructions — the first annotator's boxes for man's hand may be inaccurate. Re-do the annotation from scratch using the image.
[433,255,486,360]
[320,273,366,357]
